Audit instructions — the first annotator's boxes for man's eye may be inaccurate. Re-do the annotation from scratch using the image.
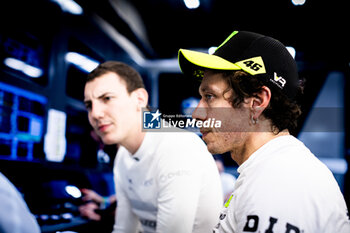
[84,103,92,110]
[103,96,111,101]
[205,94,214,101]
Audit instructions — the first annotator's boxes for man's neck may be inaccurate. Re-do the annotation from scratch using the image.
[231,129,290,166]
[123,131,146,155]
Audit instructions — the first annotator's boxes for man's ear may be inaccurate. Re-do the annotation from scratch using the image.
[132,88,149,111]
[250,86,271,119]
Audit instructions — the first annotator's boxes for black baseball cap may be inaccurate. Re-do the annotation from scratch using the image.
[178,31,299,99]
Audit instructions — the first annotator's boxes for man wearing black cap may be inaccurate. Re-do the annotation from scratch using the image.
[178,31,350,232]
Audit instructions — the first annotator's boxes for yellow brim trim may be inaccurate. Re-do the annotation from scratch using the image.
[179,49,241,71]
[179,49,267,76]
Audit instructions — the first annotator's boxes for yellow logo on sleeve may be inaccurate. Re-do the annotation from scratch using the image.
[224,194,233,208]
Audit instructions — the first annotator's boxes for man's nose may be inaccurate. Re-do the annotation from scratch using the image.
[90,102,105,120]
[192,100,207,121]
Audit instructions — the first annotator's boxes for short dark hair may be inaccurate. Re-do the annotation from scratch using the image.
[86,61,145,93]
[216,70,302,133]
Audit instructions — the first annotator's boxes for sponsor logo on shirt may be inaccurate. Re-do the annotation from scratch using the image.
[140,218,157,230]
[243,215,301,233]
[159,170,191,183]
[214,213,302,233]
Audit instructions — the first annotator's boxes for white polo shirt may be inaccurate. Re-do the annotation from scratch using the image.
[113,130,223,233]
[0,173,40,233]
[214,135,350,233]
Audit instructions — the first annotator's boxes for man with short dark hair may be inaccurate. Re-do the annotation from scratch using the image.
[84,61,223,233]
[178,30,350,232]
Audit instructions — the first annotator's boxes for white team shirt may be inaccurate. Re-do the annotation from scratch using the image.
[214,135,350,233]
[0,173,40,233]
[113,130,223,233]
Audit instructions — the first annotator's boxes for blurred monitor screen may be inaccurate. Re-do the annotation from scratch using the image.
[0,31,49,85]
[0,81,47,161]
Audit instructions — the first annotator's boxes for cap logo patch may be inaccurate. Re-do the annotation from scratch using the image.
[235,56,266,75]
[273,72,286,88]
[193,69,204,78]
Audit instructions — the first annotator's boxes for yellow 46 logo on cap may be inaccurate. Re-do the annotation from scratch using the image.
[235,56,266,75]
